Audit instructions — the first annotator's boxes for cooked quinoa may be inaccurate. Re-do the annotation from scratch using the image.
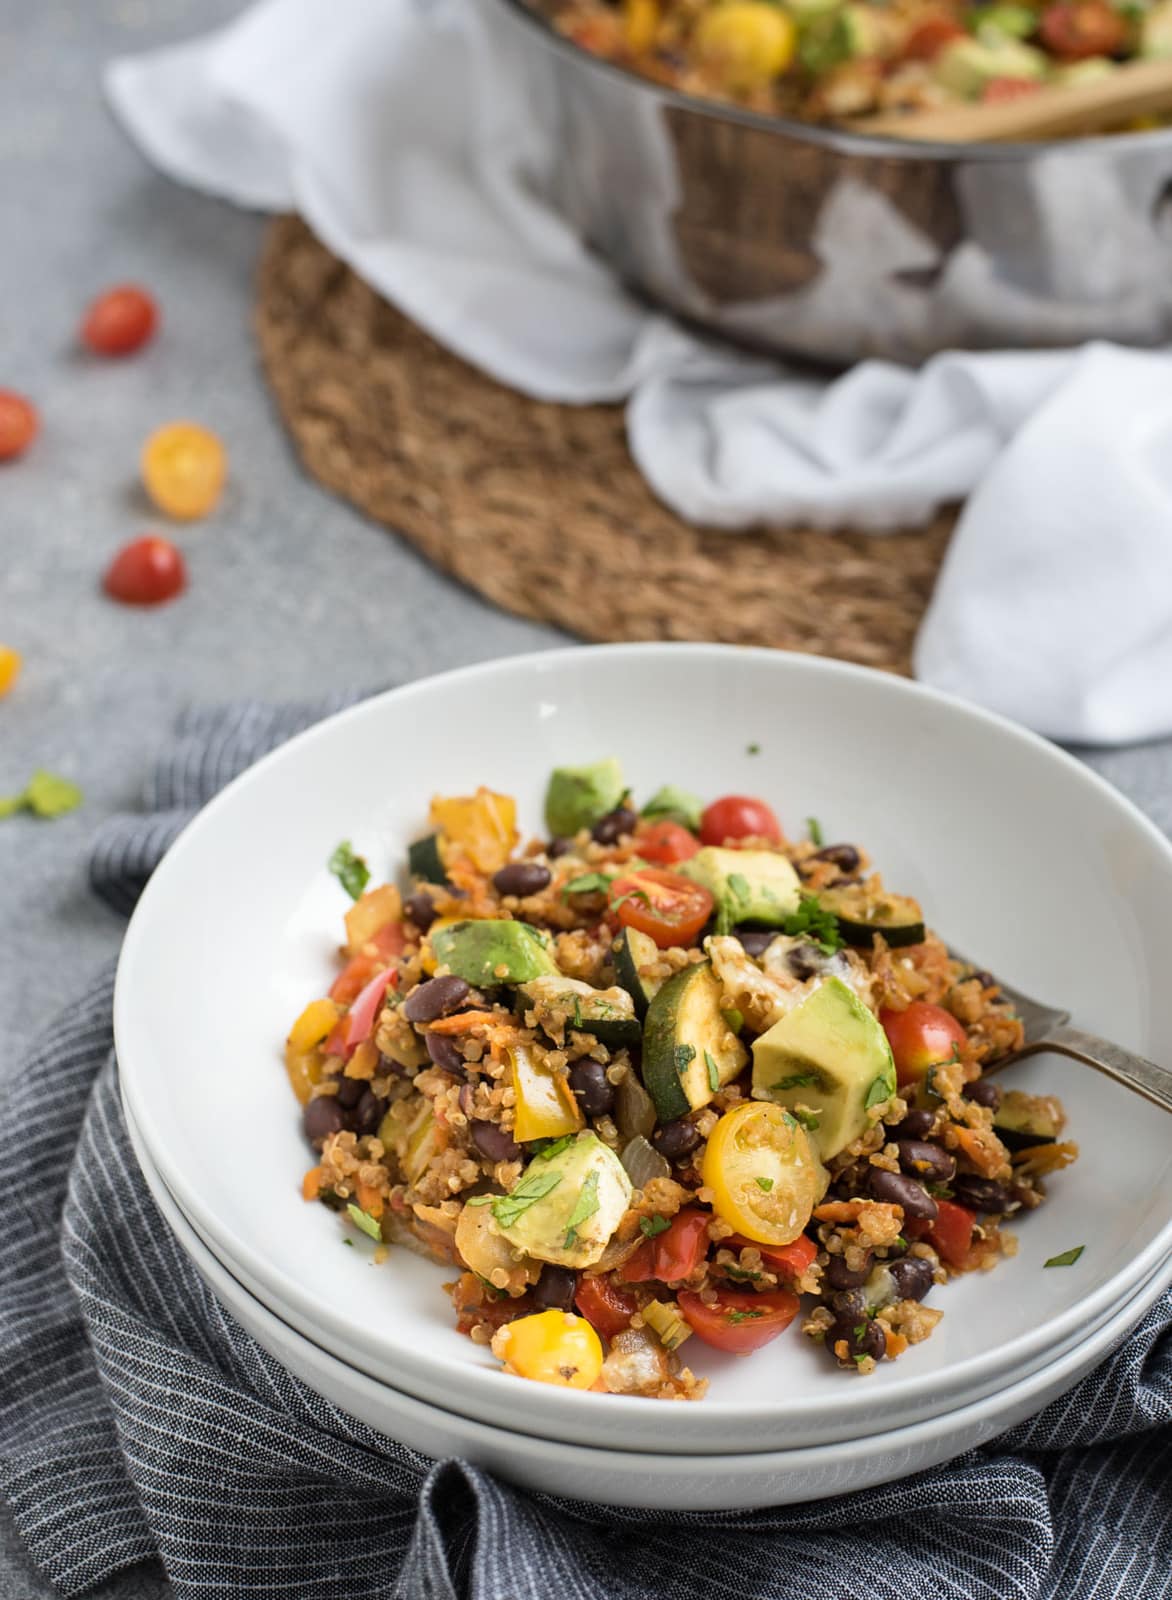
[286,765,1076,1398]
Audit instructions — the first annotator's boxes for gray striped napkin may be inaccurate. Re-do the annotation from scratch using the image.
[1,697,1170,1600]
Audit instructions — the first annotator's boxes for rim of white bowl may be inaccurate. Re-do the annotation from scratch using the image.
[115,643,1172,1433]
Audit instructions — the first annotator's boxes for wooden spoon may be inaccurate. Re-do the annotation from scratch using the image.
[854,54,1172,142]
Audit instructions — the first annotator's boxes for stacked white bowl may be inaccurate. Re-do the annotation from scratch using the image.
[115,647,1172,1509]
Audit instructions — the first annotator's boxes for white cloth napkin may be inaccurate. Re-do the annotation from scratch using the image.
[106,0,1172,744]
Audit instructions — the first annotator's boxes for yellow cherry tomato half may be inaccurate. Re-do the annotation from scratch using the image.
[694,2,797,90]
[141,421,227,520]
[0,646,22,698]
[702,1101,822,1246]
[491,1310,604,1389]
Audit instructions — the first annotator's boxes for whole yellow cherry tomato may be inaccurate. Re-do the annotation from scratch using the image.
[142,421,227,520]
[491,1310,604,1389]
[702,1101,822,1246]
[694,2,797,90]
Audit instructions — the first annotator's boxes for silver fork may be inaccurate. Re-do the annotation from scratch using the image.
[953,955,1172,1115]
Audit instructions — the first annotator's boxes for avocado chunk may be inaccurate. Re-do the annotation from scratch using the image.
[544,758,626,837]
[934,36,1048,98]
[973,4,1039,42]
[679,847,801,931]
[751,977,896,1160]
[642,960,749,1123]
[1143,0,1172,56]
[492,1131,633,1268]
[430,919,560,986]
[519,976,642,1049]
[640,784,703,831]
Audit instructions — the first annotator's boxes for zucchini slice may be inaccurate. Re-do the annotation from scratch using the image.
[408,832,449,885]
[518,976,642,1050]
[642,960,748,1123]
[612,926,663,1020]
[819,884,926,949]
[993,1088,1061,1151]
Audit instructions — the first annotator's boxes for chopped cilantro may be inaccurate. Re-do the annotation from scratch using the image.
[0,769,84,822]
[572,999,584,1030]
[640,1214,671,1239]
[864,1074,893,1111]
[791,1108,821,1132]
[771,1070,819,1092]
[491,1169,563,1230]
[926,1183,953,1199]
[532,1134,575,1162]
[853,1323,869,1340]
[724,1265,762,1281]
[346,1203,382,1242]
[641,785,703,831]
[475,1274,506,1299]
[754,1176,774,1192]
[705,1049,720,1093]
[747,743,761,756]
[563,1170,601,1249]
[726,1309,764,1324]
[780,894,843,954]
[806,816,824,847]
[722,1007,745,1035]
[563,871,612,897]
[610,888,651,912]
[674,1043,697,1076]
[342,1236,354,1247]
[727,872,751,905]
[329,840,370,901]
[1044,1245,1085,1268]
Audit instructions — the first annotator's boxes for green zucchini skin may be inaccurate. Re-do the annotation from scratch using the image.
[641,961,748,1123]
[408,832,449,885]
[833,914,926,950]
[612,926,662,1021]
[993,1090,1059,1150]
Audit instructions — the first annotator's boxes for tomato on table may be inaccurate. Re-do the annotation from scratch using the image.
[926,1199,976,1269]
[901,15,967,59]
[1039,0,1125,60]
[142,421,227,520]
[0,391,39,461]
[699,795,783,847]
[621,1207,711,1283]
[103,536,187,606]
[82,285,159,356]
[607,867,713,949]
[880,1001,968,1089]
[635,819,700,865]
[724,1231,817,1281]
[575,1274,638,1339]
[678,1286,800,1353]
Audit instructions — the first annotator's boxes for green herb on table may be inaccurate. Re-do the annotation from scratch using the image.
[0,769,83,821]
[563,1170,601,1248]
[329,840,370,901]
[747,743,761,756]
[1044,1245,1085,1268]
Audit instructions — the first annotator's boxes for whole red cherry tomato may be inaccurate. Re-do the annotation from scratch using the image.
[699,795,783,847]
[880,1001,968,1089]
[82,285,159,356]
[102,536,187,606]
[678,1286,800,1352]
[1039,0,1125,60]
[902,15,967,59]
[635,819,700,865]
[607,867,714,949]
[0,390,39,461]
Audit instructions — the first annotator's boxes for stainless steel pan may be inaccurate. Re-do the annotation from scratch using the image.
[495,0,1172,364]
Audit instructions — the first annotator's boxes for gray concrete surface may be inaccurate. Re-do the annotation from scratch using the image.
[2,1,1171,1596]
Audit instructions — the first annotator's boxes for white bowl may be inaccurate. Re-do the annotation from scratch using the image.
[125,1087,1172,1510]
[115,644,1172,1455]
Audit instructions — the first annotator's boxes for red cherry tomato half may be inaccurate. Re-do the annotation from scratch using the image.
[902,15,967,59]
[621,1207,711,1284]
[880,1002,968,1090]
[575,1274,638,1340]
[102,536,186,606]
[1039,0,1125,60]
[982,75,1044,103]
[635,819,700,865]
[608,867,714,949]
[678,1286,800,1353]
[926,1199,977,1269]
[82,285,159,356]
[0,390,39,461]
[725,1231,817,1281]
[327,923,404,1009]
[699,795,783,847]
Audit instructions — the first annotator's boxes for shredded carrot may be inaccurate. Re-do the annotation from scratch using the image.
[301,1166,323,1202]
[883,1328,910,1359]
[355,1182,385,1218]
[814,1201,861,1223]
[425,1010,500,1034]
[951,1124,1008,1177]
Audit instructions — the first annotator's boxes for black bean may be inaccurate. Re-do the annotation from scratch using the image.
[403,975,472,1024]
[887,1257,935,1302]
[532,1264,578,1312]
[651,1118,701,1162]
[824,1251,874,1291]
[591,806,638,845]
[786,942,823,981]
[304,1095,345,1148]
[964,1078,1002,1111]
[894,1108,935,1140]
[828,1289,868,1321]
[953,1175,1013,1214]
[471,1120,522,1164]
[353,1089,385,1138]
[811,844,860,873]
[569,1061,615,1119]
[973,970,996,989]
[426,1032,466,1076]
[548,836,576,858]
[736,928,774,957]
[404,889,437,932]
[896,1141,957,1184]
[334,1076,365,1110]
[828,1315,886,1364]
[493,861,552,898]
[868,1166,939,1221]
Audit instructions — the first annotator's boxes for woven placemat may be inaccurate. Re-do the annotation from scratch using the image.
[254,216,955,673]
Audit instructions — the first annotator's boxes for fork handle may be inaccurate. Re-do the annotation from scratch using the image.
[1017,1025,1172,1115]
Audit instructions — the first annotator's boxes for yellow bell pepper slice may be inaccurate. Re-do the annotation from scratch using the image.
[491,1309,603,1389]
[344,883,402,955]
[429,788,517,875]
[509,1043,584,1143]
[623,0,660,53]
[287,998,342,1054]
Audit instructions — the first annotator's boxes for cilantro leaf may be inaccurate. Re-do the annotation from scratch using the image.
[771,1070,819,1092]
[674,1043,697,1076]
[780,894,843,954]
[563,1170,600,1249]
[705,1049,720,1093]
[532,1134,575,1162]
[329,840,370,901]
[640,1214,671,1238]
[726,1309,764,1324]
[1044,1245,1085,1268]
[346,1203,382,1242]
[746,743,761,756]
[806,816,824,847]
[754,1176,774,1192]
[491,1169,563,1230]
[610,888,651,912]
[562,871,611,897]
[791,1108,821,1132]
[727,872,751,906]
[864,1074,894,1111]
